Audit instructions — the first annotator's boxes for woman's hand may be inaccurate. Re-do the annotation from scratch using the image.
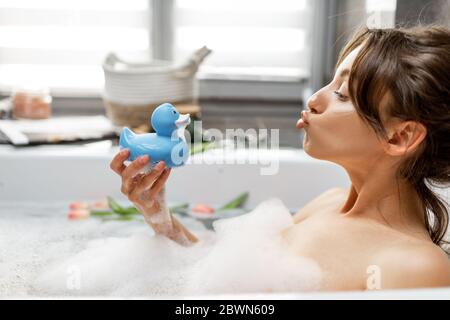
[109,148,197,245]
[110,148,170,216]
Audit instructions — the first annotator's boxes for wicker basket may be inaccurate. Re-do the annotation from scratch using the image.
[102,47,211,128]
[104,100,200,130]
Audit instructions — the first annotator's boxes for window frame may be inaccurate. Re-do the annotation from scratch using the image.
[151,0,333,102]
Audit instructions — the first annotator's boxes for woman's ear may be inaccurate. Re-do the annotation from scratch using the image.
[384,120,427,156]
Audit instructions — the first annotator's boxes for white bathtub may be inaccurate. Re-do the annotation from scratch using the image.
[0,143,449,299]
[0,143,350,211]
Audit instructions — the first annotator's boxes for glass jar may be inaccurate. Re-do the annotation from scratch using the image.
[11,87,52,120]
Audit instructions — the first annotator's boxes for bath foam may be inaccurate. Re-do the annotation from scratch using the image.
[31,199,321,297]
[0,204,148,297]
[184,199,322,295]
[33,232,207,296]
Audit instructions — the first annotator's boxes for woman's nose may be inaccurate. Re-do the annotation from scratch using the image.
[306,93,322,114]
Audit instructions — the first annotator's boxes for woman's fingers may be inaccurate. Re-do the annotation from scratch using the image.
[121,155,149,195]
[110,149,130,175]
[128,161,166,202]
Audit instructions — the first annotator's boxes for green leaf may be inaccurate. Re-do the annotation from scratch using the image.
[190,142,216,155]
[90,210,115,217]
[107,196,140,216]
[120,207,141,216]
[169,203,190,214]
[218,192,249,211]
[107,196,125,213]
[101,215,138,222]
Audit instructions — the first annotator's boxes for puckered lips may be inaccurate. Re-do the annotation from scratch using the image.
[296,110,310,129]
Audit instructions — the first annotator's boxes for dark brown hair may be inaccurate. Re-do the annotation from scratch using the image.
[337,26,450,249]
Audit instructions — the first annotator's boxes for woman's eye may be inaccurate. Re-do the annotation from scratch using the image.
[333,90,348,101]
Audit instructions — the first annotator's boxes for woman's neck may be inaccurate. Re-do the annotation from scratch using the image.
[340,159,427,236]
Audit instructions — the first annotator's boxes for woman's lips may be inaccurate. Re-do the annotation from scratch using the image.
[296,111,310,129]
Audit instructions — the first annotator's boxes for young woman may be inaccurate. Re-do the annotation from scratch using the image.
[110,26,450,290]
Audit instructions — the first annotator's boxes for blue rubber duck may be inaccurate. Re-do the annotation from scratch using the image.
[119,103,191,168]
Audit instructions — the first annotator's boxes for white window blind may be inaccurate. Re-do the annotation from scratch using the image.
[174,0,312,82]
[0,0,150,96]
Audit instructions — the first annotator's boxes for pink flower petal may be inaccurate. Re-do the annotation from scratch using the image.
[69,201,89,210]
[91,198,109,210]
[192,204,215,215]
[68,209,90,220]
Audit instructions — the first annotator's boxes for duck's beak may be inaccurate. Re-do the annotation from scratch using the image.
[175,113,191,127]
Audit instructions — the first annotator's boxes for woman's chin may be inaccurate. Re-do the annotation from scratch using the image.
[303,140,341,164]
[303,143,313,157]
[302,135,324,160]
[303,145,326,161]
[302,135,313,155]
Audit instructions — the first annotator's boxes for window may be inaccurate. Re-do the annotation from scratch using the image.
[0,0,150,96]
[365,0,397,28]
[174,0,312,82]
[0,0,399,99]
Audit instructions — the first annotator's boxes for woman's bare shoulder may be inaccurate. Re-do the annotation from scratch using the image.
[293,187,348,223]
[375,242,450,289]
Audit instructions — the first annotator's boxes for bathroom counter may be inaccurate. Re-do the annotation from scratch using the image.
[0,140,118,158]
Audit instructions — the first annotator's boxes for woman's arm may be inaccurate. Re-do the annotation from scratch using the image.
[110,149,197,246]
[143,211,198,245]
[137,192,199,245]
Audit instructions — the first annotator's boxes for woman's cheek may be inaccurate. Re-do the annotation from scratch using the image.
[303,112,372,160]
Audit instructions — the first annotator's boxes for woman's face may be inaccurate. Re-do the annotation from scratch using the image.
[297,47,384,167]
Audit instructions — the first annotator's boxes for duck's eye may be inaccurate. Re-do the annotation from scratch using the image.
[173,110,177,114]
